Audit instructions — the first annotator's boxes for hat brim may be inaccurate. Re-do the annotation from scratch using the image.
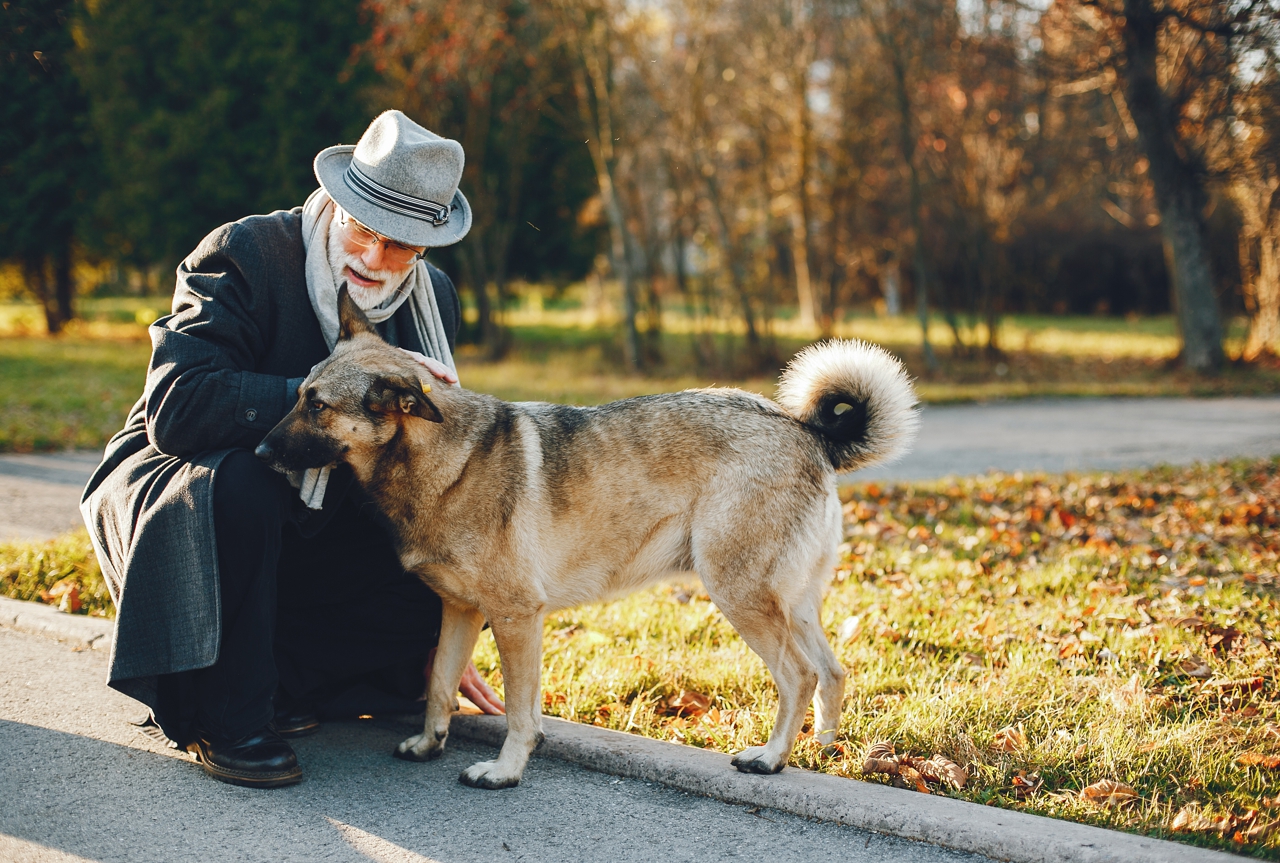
[314,145,472,249]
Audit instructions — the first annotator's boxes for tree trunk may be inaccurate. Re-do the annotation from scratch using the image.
[567,20,643,372]
[22,255,64,335]
[53,242,75,328]
[790,25,818,332]
[1245,228,1280,360]
[1120,0,1223,372]
[886,32,938,371]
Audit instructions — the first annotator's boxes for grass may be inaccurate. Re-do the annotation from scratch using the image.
[464,458,1280,857]
[2,296,1279,452]
[0,530,112,617]
[3,450,1276,852]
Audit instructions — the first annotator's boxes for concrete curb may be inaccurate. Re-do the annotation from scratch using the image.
[451,715,1231,863]
[0,595,113,651]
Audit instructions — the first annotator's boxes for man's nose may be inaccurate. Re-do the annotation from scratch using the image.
[362,242,389,271]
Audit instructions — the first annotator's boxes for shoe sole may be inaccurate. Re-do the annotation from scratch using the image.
[275,720,320,739]
[188,747,303,788]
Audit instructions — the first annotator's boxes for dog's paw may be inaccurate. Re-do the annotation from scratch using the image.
[458,760,522,790]
[731,746,786,775]
[393,733,445,763]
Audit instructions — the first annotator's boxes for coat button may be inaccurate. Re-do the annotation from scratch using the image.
[245,409,258,422]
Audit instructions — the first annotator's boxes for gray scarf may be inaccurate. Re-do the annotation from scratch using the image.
[295,188,457,509]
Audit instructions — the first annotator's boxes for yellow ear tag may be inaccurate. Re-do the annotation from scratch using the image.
[422,383,432,393]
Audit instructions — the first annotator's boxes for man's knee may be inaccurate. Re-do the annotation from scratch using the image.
[213,449,292,536]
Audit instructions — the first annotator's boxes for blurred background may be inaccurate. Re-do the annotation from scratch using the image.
[3,0,1280,443]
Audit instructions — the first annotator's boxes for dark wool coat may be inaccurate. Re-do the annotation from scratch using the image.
[80,208,460,711]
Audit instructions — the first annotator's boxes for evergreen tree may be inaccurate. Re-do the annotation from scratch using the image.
[0,0,94,331]
[75,0,376,270]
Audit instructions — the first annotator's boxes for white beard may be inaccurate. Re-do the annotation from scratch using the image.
[327,212,414,310]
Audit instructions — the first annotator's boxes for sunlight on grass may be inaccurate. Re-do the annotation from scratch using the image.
[2,298,1278,452]
[468,458,1280,857]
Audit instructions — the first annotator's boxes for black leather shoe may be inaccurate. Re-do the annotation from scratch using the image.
[273,704,320,739]
[187,727,302,788]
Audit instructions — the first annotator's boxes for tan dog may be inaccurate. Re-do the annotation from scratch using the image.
[257,286,918,789]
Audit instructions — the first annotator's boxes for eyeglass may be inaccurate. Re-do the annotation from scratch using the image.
[339,213,426,267]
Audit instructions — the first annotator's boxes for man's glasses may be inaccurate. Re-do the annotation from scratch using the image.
[339,214,426,268]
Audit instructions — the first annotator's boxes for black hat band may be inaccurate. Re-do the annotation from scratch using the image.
[344,162,450,226]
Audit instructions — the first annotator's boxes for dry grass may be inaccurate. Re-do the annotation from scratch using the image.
[467,458,1280,857]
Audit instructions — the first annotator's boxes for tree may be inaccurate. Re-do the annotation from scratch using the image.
[1050,0,1243,371]
[553,0,648,370]
[364,0,596,353]
[0,0,94,332]
[1230,61,1280,361]
[74,0,376,271]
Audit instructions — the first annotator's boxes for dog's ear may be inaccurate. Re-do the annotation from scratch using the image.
[367,375,444,423]
[337,282,381,341]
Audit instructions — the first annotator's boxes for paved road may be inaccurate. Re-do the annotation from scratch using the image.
[854,396,1280,481]
[5,397,1278,542]
[0,451,100,543]
[0,627,983,863]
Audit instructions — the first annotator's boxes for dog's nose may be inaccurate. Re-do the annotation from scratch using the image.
[254,441,274,462]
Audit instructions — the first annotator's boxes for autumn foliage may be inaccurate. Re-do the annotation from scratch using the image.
[510,458,1280,855]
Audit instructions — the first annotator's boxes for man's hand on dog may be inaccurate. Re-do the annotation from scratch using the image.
[400,349,458,386]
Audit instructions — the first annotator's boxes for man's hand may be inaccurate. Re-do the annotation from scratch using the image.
[399,349,458,386]
[425,648,505,715]
[460,662,505,715]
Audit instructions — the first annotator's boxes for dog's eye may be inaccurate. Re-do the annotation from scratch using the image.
[310,400,326,413]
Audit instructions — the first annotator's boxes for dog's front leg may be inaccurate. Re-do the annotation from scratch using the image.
[394,600,485,763]
[458,612,544,789]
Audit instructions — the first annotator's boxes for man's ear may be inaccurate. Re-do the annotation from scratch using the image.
[337,282,381,341]
[366,375,444,423]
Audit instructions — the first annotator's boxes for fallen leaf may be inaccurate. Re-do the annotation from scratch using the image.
[1011,771,1043,799]
[1080,779,1139,806]
[917,755,967,789]
[893,764,930,793]
[40,577,82,613]
[992,725,1027,752]
[862,741,900,776]
[1207,678,1264,694]
[665,690,711,717]
[1110,673,1146,710]
[1171,803,1213,833]
[1239,752,1280,769]
[1235,818,1278,844]
[973,611,999,638]
[1177,655,1212,679]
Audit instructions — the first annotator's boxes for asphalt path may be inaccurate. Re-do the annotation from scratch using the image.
[856,395,1280,482]
[0,627,984,863]
[4,396,1278,543]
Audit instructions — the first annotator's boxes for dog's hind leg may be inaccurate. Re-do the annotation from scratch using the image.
[458,612,545,790]
[394,600,485,763]
[793,589,846,748]
[711,589,818,775]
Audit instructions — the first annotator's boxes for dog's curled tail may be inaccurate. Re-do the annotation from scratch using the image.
[775,340,919,473]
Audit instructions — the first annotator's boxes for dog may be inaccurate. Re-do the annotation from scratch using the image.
[256,285,918,789]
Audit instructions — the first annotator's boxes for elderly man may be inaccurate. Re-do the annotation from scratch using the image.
[81,111,502,789]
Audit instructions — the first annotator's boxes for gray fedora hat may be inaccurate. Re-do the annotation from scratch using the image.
[314,110,472,248]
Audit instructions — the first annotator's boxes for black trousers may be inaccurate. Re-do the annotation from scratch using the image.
[154,450,442,744]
